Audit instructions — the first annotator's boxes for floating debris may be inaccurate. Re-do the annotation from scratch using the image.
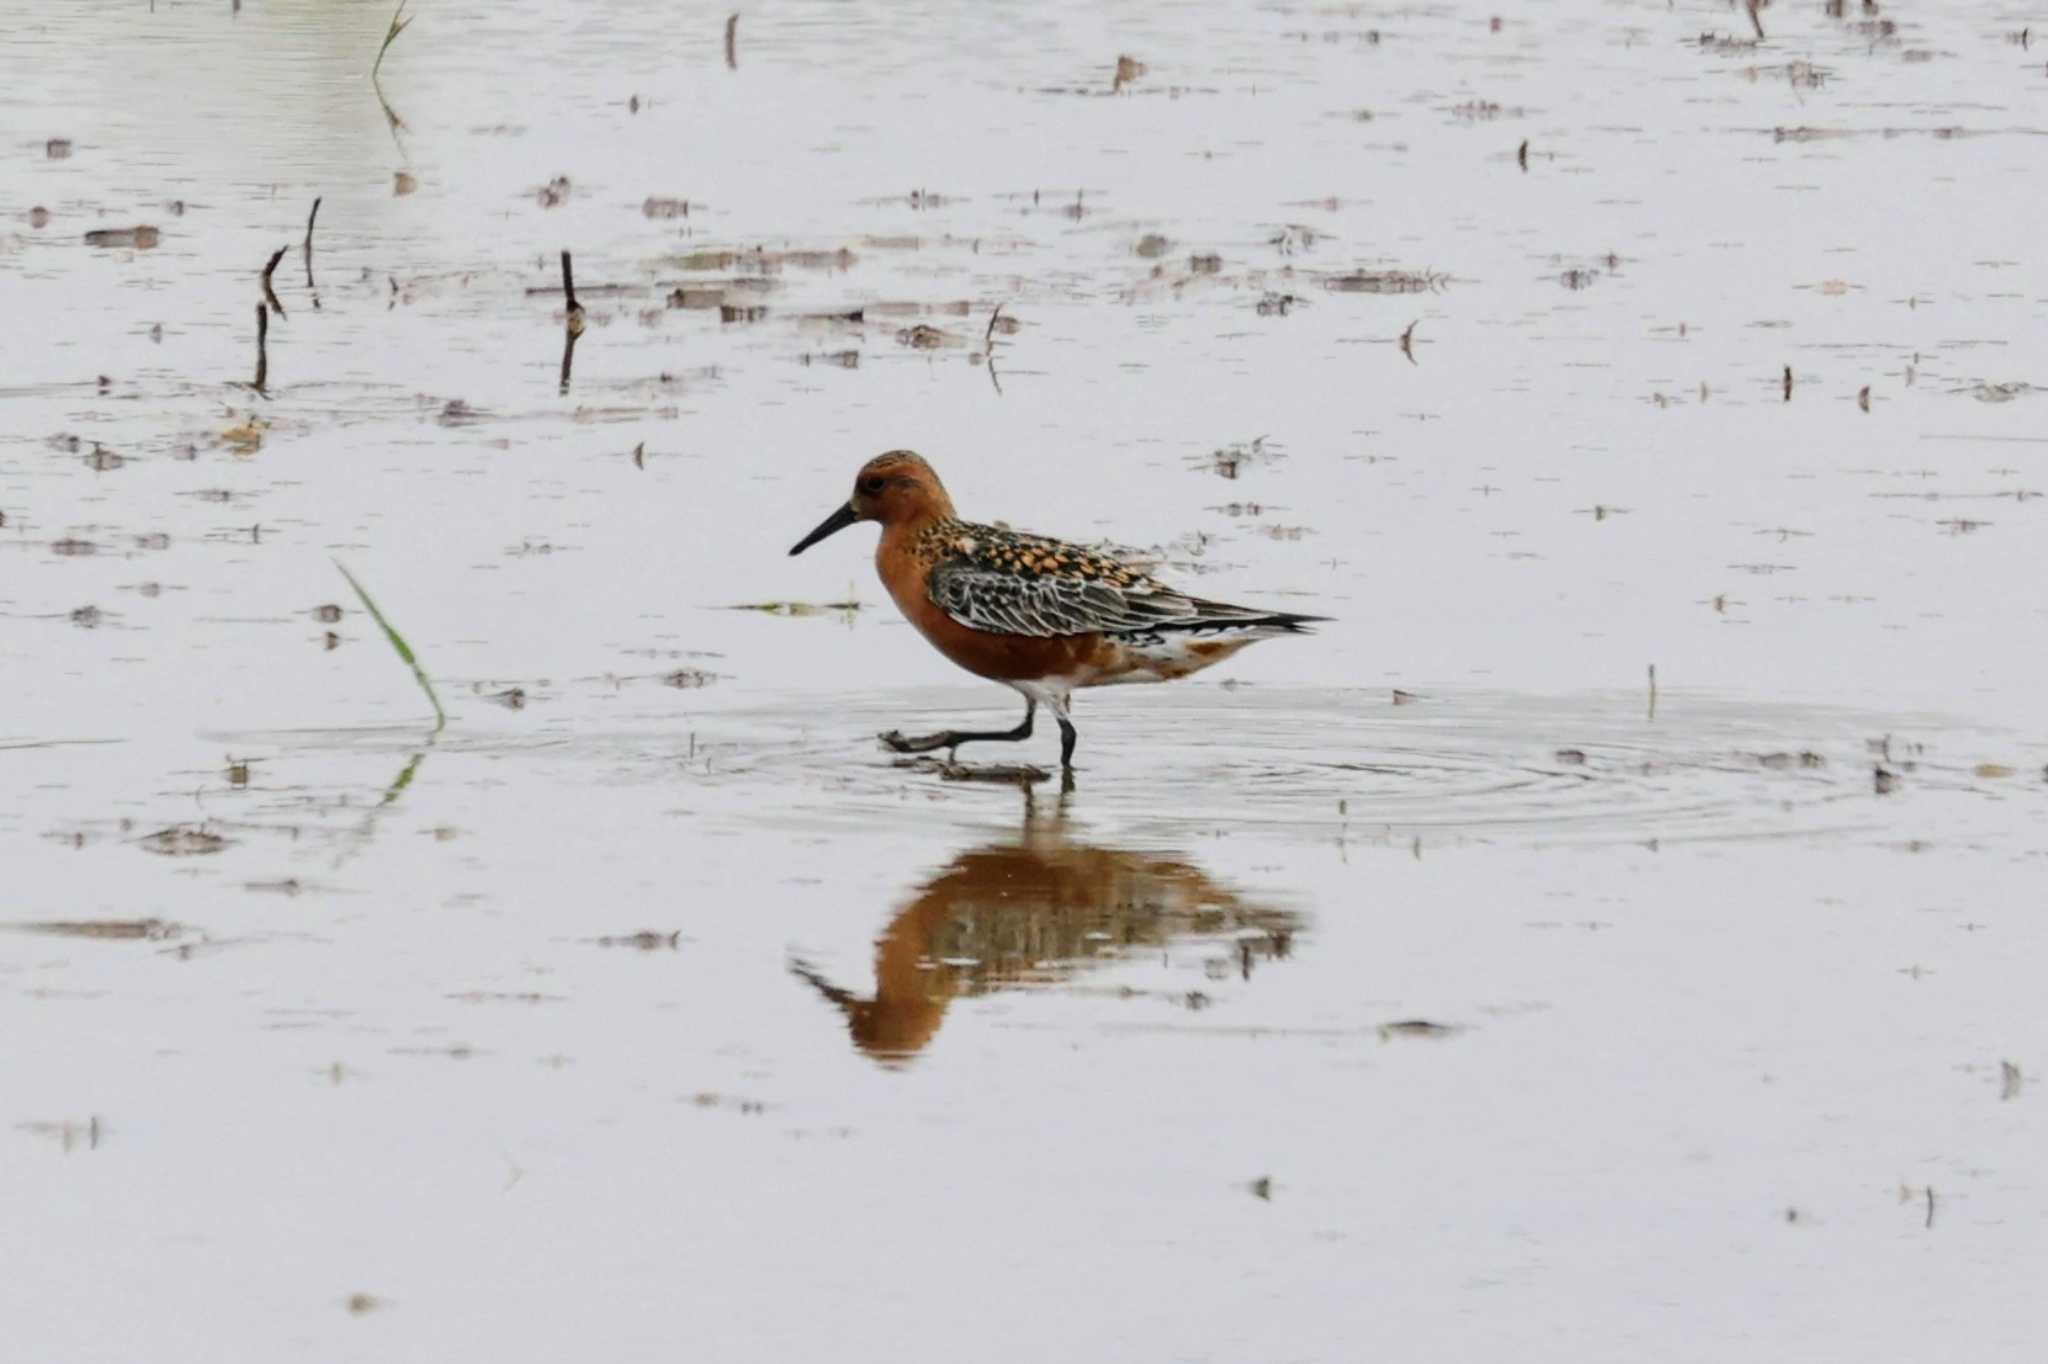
[6,918,182,941]
[83,225,159,249]
[222,413,268,454]
[662,668,719,689]
[591,930,682,951]
[1377,1019,1462,1041]
[642,196,691,219]
[140,825,229,857]
[667,286,725,310]
[890,757,1050,786]
[1973,382,2031,403]
[1325,269,1445,295]
[727,599,863,617]
[1193,435,1279,480]
[895,323,956,349]
[1112,54,1147,93]
[1134,233,1173,258]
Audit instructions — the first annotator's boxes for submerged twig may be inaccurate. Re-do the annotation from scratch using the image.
[984,302,1007,396]
[559,249,584,395]
[252,303,269,394]
[303,196,322,299]
[335,561,446,734]
[560,249,583,325]
[261,246,287,318]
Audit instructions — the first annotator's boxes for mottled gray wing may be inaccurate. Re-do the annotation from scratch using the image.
[927,559,1201,638]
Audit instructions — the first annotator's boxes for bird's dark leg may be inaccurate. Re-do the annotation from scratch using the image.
[1057,716,1077,769]
[881,698,1035,756]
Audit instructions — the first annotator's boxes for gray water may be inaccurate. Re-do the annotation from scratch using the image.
[4,2,2046,1358]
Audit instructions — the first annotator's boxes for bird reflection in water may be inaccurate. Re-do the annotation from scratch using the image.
[790,799,1300,1063]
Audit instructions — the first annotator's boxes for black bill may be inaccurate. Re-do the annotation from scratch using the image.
[789,502,859,556]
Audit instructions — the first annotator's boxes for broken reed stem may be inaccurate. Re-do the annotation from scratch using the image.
[253,302,269,393]
[373,0,413,80]
[724,13,738,70]
[261,246,287,318]
[560,249,583,323]
[335,560,447,735]
[1647,663,1658,722]
[559,249,585,394]
[303,196,322,291]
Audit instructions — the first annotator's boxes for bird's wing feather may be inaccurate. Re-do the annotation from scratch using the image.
[925,528,1213,638]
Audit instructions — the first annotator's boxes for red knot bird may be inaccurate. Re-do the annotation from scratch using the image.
[789,451,1327,774]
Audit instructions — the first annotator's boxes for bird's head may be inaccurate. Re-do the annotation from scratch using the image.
[789,450,955,555]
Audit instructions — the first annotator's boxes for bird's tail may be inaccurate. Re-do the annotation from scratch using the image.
[1181,601,1330,635]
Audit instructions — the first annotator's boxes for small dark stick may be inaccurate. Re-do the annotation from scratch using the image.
[261,246,287,318]
[984,301,1005,347]
[253,302,269,394]
[303,196,322,293]
[1858,385,1871,413]
[1399,319,1418,365]
[560,249,584,332]
[559,251,583,395]
[1782,364,1793,401]
[1745,0,1765,41]
[725,13,738,70]
[1517,139,1529,171]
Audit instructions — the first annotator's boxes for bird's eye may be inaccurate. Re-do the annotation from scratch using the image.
[860,476,886,494]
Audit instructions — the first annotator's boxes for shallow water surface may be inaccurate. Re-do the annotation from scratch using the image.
[4,1,2047,1359]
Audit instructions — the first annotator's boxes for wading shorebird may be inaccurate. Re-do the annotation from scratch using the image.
[788,451,1326,772]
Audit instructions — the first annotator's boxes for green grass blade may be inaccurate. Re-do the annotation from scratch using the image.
[373,1,413,80]
[335,560,446,735]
